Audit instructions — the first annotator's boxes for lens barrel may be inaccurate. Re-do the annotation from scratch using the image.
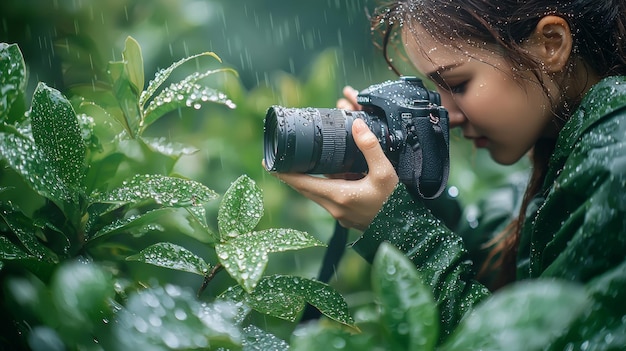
[264,106,371,174]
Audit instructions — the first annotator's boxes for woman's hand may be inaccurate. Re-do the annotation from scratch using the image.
[267,100,399,230]
[336,86,360,110]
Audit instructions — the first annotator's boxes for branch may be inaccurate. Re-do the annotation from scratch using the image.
[197,262,223,297]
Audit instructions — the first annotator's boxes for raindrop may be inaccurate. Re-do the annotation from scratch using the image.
[332,337,346,348]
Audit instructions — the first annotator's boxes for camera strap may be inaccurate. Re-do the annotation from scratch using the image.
[300,220,347,322]
[398,113,450,199]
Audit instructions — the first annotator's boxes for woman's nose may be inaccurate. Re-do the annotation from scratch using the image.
[439,94,467,128]
[448,111,467,128]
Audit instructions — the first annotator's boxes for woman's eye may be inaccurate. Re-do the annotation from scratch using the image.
[449,81,468,94]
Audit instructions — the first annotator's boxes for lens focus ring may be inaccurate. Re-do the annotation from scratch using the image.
[314,109,347,173]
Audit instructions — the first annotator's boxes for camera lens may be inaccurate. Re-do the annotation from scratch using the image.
[263,106,372,174]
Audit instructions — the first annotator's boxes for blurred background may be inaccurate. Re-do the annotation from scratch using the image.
[1,0,525,336]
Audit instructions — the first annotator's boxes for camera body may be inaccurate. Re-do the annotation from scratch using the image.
[264,76,450,199]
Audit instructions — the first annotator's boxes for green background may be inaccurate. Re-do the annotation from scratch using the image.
[0,0,525,335]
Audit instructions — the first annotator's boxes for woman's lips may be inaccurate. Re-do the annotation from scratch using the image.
[468,136,489,148]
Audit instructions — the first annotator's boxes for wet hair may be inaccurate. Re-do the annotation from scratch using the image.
[371,0,626,289]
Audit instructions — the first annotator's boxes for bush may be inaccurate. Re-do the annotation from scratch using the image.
[1,38,606,351]
[0,38,351,350]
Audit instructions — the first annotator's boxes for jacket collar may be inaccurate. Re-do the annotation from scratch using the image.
[545,76,626,188]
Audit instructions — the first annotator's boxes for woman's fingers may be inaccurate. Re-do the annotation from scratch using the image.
[267,118,398,230]
[352,119,398,186]
[266,90,399,230]
[337,86,360,110]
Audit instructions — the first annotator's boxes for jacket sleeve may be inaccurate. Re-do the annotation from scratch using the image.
[351,183,491,339]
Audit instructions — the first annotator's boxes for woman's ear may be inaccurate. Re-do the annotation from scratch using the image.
[524,15,573,73]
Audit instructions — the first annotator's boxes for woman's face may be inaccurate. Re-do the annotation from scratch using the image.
[403,25,558,165]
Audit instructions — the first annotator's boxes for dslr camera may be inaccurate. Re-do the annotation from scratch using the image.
[263,76,450,199]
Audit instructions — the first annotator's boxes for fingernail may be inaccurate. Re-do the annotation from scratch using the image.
[353,119,365,134]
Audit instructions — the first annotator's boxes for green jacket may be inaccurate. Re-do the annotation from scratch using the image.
[352,76,626,347]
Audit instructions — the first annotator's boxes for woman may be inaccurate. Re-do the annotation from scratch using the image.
[269,0,626,345]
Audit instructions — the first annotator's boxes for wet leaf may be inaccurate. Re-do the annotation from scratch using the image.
[107,61,141,138]
[220,275,355,328]
[290,323,378,351]
[89,207,172,240]
[139,51,222,109]
[32,217,71,259]
[114,285,242,350]
[372,243,438,350]
[141,136,199,158]
[122,36,144,95]
[89,206,218,244]
[76,100,124,142]
[84,152,125,194]
[75,113,98,151]
[50,261,115,335]
[218,175,263,240]
[0,123,70,202]
[126,242,209,276]
[5,274,56,329]
[0,236,33,260]
[216,228,324,292]
[184,205,218,243]
[91,173,217,207]
[240,325,289,351]
[0,43,26,122]
[141,68,236,132]
[30,82,86,199]
[0,202,57,262]
[546,260,626,350]
[440,280,590,351]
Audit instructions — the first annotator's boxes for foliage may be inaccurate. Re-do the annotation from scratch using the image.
[0,40,352,350]
[291,243,592,351]
[0,36,604,351]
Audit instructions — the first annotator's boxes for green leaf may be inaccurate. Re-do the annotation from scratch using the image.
[184,205,218,243]
[107,61,141,138]
[0,236,33,260]
[241,325,289,351]
[139,51,222,109]
[141,69,236,132]
[122,36,144,95]
[141,136,199,158]
[91,174,218,207]
[544,261,626,350]
[89,207,171,240]
[0,124,69,202]
[290,323,378,351]
[440,280,590,351]
[0,202,57,262]
[126,242,209,276]
[218,175,263,240]
[216,228,324,292]
[5,274,56,328]
[0,43,26,122]
[89,206,218,244]
[84,152,125,194]
[76,100,123,135]
[372,243,438,350]
[50,261,115,334]
[30,82,86,199]
[114,286,242,350]
[220,275,355,327]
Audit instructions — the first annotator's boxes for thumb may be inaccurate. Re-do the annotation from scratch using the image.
[352,118,389,166]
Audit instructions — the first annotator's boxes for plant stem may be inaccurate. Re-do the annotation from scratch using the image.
[197,262,223,297]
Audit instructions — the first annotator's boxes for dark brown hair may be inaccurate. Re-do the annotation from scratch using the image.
[371,0,626,289]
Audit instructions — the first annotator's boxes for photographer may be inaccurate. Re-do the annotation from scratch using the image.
[268,0,626,345]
